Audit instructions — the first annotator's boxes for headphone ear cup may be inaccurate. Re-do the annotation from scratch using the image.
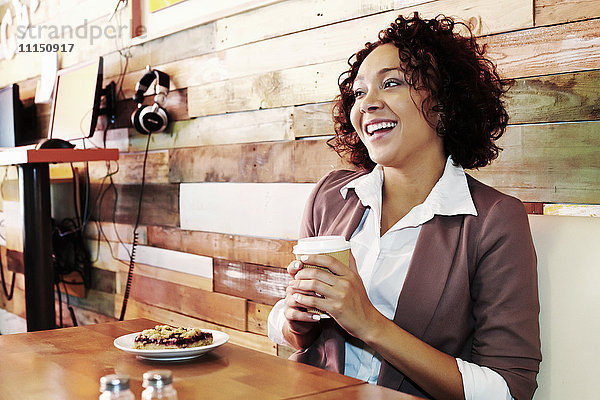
[139,105,168,134]
[131,105,169,134]
[131,105,150,134]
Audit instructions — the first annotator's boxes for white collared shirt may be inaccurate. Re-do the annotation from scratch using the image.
[268,157,513,400]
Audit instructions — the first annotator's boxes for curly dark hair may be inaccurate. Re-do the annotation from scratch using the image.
[329,13,512,170]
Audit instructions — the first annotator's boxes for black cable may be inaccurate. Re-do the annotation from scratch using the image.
[94,159,134,263]
[90,17,131,264]
[111,11,137,320]
[119,132,152,321]
[0,257,16,300]
[63,281,78,327]
[0,166,16,300]
[56,282,63,328]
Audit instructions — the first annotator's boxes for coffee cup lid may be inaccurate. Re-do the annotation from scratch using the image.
[293,236,350,254]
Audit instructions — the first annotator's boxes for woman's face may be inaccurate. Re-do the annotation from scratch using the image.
[349,43,444,169]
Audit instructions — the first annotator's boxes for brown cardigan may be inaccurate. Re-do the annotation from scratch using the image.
[289,169,541,400]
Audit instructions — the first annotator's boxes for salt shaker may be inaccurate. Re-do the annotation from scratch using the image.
[99,374,135,400]
[141,369,178,400]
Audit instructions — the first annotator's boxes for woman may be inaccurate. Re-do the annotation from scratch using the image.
[267,13,541,400]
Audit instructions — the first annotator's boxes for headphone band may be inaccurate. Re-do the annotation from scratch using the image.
[133,68,170,104]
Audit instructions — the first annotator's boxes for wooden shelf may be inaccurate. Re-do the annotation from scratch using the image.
[0,147,119,166]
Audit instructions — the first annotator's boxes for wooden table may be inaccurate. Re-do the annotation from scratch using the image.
[0,318,422,399]
[0,147,118,331]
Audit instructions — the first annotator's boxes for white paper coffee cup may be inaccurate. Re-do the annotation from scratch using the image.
[292,236,351,317]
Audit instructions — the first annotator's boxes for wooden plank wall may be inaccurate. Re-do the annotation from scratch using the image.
[1,0,599,360]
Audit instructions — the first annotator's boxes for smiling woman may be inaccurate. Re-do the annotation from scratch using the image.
[268,13,541,400]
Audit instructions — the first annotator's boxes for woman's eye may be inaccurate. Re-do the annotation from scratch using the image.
[353,89,365,98]
[383,79,401,88]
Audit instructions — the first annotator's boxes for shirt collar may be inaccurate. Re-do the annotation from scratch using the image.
[340,156,477,219]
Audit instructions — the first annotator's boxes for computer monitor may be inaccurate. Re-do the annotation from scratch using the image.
[48,57,111,144]
[0,83,38,147]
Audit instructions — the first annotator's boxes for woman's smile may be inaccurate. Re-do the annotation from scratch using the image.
[363,119,398,137]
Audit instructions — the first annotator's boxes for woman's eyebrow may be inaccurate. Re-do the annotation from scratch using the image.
[354,67,401,83]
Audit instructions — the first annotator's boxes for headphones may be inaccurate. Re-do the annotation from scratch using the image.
[131,67,170,134]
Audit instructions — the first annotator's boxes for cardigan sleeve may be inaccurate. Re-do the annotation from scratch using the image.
[470,196,542,400]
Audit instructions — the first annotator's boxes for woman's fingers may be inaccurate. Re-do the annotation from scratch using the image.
[289,272,336,298]
[283,303,321,323]
[297,254,349,276]
[286,260,303,277]
[293,265,337,286]
[284,287,321,322]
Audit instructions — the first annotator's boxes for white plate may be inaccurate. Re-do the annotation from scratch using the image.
[114,329,229,361]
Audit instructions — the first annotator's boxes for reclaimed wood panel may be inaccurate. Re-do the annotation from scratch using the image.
[116,243,213,280]
[115,0,533,95]
[0,180,19,202]
[169,139,350,183]
[62,288,115,318]
[179,182,314,240]
[170,141,295,182]
[11,252,102,297]
[523,203,544,215]
[0,284,26,320]
[6,249,23,273]
[129,274,247,330]
[247,301,272,336]
[293,139,354,182]
[543,204,600,217]
[6,252,114,298]
[146,226,295,269]
[293,103,335,138]
[114,263,212,295]
[506,70,600,124]
[0,248,24,292]
[535,0,600,26]
[89,183,180,227]
[129,107,294,151]
[469,121,600,204]
[55,302,116,328]
[86,240,128,273]
[87,150,170,184]
[2,200,22,253]
[60,271,86,298]
[84,221,147,245]
[213,259,288,306]
[85,128,130,152]
[277,343,296,359]
[483,18,600,79]
[116,295,277,355]
[188,60,342,118]
[213,0,400,51]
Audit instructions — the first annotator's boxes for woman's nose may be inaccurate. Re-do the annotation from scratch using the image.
[359,91,383,113]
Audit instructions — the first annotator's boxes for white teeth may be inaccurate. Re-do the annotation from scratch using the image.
[366,121,397,134]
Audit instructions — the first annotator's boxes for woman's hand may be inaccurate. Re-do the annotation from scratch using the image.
[289,254,465,399]
[281,259,322,348]
[289,253,384,339]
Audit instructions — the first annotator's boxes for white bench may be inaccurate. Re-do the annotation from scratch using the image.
[530,215,599,400]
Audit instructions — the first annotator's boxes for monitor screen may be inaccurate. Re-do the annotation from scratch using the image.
[0,84,22,147]
[48,57,103,142]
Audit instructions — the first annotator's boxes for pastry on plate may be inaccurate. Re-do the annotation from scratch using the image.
[133,325,213,350]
